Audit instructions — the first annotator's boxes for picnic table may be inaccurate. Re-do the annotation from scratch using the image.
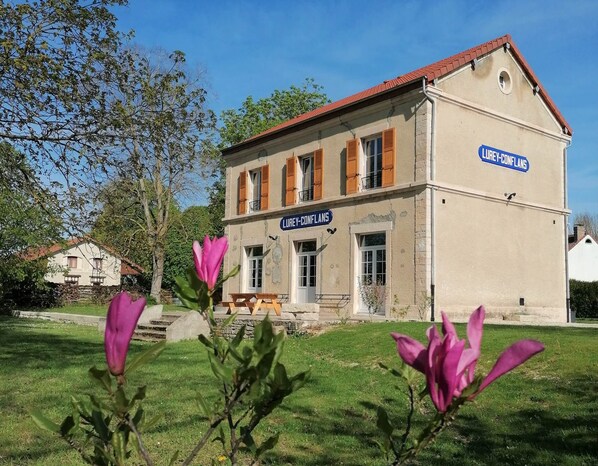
[223,293,282,316]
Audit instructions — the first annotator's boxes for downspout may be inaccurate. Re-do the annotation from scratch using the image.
[422,77,436,322]
[563,137,571,322]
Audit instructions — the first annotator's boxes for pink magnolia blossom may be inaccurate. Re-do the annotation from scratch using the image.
[104,292,146,377]
[391,306,544,412]
[193,236,228,291]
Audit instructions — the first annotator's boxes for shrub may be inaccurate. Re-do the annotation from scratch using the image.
[569,280,598,318]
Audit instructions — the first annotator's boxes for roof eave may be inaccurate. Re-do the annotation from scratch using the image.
[222,79,423,156]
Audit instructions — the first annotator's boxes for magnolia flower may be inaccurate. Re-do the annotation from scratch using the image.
[391,306,544,412]
[193,236,228,291]
[104,292,146,377]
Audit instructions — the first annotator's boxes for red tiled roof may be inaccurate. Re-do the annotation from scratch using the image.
[24,236,145,274]
[223,34,571,154]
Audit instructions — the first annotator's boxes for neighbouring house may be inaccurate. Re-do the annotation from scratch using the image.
[220,34,572,323]
[25,237,144,286]
[568,225,598,282]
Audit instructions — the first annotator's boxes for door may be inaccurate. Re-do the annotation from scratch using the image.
[296,240,317,303]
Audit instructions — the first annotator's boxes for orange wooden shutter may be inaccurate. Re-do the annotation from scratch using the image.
[285,156,296,206]
[382,128,395,187]
[313,148,323,200]
[260,165,269,210]
[346,139,359,194]
[238,170,247,214]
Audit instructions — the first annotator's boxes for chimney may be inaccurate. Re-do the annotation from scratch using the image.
[574,224,586,242]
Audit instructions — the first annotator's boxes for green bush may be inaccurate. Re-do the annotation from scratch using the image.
[569,280,598,318]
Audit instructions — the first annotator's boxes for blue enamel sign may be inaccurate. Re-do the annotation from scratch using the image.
[478,145,529,173]
[280,209,333,231]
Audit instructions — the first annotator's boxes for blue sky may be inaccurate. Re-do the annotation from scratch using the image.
[114,0,598,217]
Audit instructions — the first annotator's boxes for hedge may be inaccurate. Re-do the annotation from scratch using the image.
[569,280,598,319]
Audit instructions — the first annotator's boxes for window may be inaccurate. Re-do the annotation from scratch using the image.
[93,258,103,271]
[67,256,78,269]
[299,154,314,202]
[246,246,263,292]
[249,169,261,212]
[498,68,512,94]
[346,128,395,194]
[362,135,383,190]
[238,166,269,214]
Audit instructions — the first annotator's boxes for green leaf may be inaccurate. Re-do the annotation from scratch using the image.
[196,392,212,419]
[125,340,166,375]
[30,410,60,433]
[111,430,126,465]
[88,366,113,393]
[376,406,394,437]
[208,352,233,382]
[59,415,77,437]
[256,433,279,457]
[198,334,214,349]
[131,385,147,405]
[114,386,129,413]
[91,410,110,442]
[240,427,257,454]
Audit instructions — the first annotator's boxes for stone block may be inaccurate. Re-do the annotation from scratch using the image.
[166,311,210,342]
[138,305,163,324]
[282,303,319,314]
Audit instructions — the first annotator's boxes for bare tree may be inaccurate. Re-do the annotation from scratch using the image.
[95,49,216,302]
[572,212,598,239]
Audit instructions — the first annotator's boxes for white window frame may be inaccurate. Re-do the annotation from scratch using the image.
[361,134,383,191]
[298,154,314,203]
[248,169,261,212]
[245,245,263,292]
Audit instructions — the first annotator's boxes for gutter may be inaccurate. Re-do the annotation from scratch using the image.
[563,139,572,322]
[422,77,436,322]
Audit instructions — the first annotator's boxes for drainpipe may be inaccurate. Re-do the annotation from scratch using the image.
[422,77,436,322]
[563,137,571,322]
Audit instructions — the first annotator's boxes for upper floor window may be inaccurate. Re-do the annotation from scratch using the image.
[299,154,314,202]
[249,169,262,212]
[346,128,395,195]
[238,165,269,215]
[93,258,103,271]
[67,256,78,269]
[285,149,323,206]
[362,135,383,190]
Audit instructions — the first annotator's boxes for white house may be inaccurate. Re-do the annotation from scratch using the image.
[568,225,598,282]
[26,237,143,286]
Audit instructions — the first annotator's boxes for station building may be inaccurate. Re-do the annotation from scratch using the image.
[221,34,573,322]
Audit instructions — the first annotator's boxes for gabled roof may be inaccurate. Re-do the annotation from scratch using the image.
[223,34,571,155]
[568,234,598,252]
[24,236,145,274]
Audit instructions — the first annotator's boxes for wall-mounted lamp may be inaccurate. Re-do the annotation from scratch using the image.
[504,192,516,201]
[268,235,279,241]
[326,228,337,235]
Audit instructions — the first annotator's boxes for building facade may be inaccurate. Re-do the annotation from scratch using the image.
[26,237,143,286]
[221,35,572,322]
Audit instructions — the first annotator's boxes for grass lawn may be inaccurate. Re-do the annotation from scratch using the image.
[0,317,596,465]
[40,302,189,317]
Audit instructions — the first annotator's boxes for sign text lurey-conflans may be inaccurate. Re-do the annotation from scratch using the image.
[280,209,333,231]
[478,145,529,172]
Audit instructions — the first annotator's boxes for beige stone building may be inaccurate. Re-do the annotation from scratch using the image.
[221,34,573,323]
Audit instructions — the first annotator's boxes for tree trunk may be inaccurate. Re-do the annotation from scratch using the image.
[150,242,165,303]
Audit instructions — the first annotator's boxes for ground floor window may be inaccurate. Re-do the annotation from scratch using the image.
[246,246,263,292]
[358,232,386,314]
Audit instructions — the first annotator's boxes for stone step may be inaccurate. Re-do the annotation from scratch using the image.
[133,329,166,341]
[137,323,169,331]
[132,333,165,342]
[149,319,176,326]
